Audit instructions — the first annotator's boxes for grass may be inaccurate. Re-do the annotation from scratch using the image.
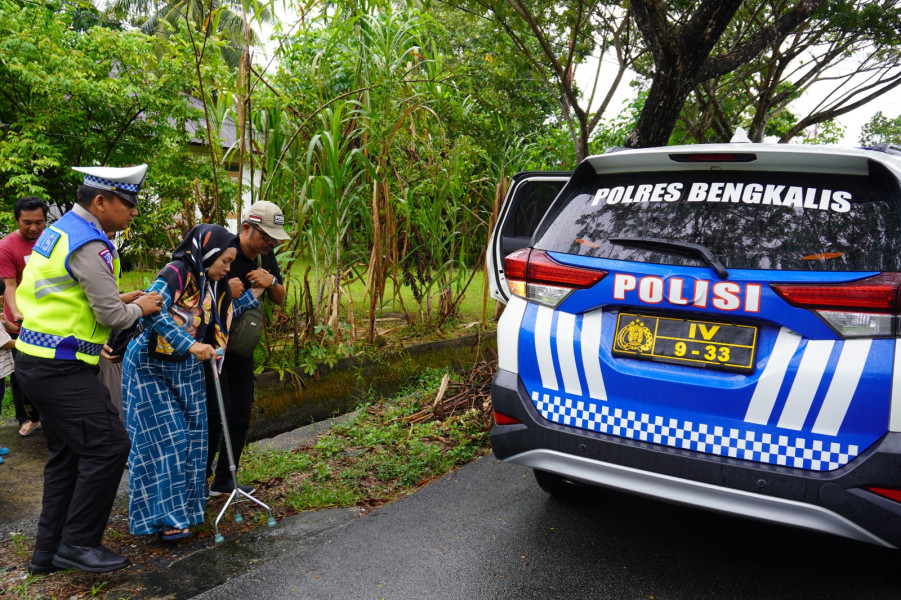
[1,385,12,420]
[119,259,493,326]
[240,366,491,512]
[120,259,497,374]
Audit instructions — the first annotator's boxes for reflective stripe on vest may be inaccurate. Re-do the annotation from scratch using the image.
[34,274,78,299]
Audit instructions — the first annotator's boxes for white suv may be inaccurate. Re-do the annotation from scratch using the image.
[488,143,901,548]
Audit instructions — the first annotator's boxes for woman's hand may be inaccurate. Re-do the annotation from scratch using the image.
[188,342,216,362]
[228,277,245,298]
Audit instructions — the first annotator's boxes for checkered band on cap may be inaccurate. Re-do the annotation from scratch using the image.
[82,174,140,193]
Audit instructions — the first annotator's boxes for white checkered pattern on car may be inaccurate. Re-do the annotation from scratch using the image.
[532,391,860,472]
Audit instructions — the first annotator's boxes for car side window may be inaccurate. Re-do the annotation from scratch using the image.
[503,181,565,239]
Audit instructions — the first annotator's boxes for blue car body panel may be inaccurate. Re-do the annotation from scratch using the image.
[514,257,892,472]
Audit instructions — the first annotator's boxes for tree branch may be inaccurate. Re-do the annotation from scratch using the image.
[699,0,826,80]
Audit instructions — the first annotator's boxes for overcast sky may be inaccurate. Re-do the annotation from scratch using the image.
[805,95,901,147]
[578,53,901,148]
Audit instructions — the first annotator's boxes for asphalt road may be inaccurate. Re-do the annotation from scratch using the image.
[197,455,901,600]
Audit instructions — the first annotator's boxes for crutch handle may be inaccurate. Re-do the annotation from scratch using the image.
[208,348,224,367]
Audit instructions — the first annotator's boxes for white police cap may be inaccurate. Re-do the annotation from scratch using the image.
[73,164,147,204]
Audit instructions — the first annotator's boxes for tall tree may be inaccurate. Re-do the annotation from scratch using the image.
[0,0,197,202]
[860,111,901,146]
[464,0,642,161]
[106,0,273,67]
[625,0,824,147]
[461,0,833,152]
[672,0,901,144]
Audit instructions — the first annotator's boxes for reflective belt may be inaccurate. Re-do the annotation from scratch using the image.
[19,327,104,357]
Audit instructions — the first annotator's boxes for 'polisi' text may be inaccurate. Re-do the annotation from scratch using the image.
[612,273,761,313]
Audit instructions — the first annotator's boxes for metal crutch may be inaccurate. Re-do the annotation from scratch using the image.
[208,353,276,542]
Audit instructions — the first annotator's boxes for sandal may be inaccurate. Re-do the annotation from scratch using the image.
[18,421,40,437]
[159,528,191,542]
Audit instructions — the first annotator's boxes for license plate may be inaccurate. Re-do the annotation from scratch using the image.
[612,313,757,372]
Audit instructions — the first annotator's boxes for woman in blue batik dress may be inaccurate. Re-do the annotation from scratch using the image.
[122,224,261,541]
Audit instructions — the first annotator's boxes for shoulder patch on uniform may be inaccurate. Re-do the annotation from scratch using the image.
[33,229,60,258]
[98,248,115,274]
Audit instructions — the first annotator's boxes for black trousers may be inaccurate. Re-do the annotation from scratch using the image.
[14,353,130,552]
[11,347,40,424]
[205,352,255,485]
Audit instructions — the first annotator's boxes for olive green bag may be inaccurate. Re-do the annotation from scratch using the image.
[227,256,265,357]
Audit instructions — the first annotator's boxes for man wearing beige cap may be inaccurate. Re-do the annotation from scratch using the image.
[205,200,289,496]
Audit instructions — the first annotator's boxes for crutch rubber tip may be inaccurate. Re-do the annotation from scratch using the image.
[214,534,225,543]
[268,518,276,527]
[235,514,243,523]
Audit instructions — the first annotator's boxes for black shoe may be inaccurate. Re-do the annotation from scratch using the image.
[52,542,130,573]
[209,481,255,497]
[28,549,60,575]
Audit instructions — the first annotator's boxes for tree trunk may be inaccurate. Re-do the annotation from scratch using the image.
[625,57,694,148]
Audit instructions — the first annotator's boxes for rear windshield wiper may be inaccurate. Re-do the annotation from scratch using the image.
[608,237,729,280]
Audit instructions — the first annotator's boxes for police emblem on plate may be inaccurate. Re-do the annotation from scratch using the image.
[615,317,653,353]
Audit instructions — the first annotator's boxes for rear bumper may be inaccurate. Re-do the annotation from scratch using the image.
[490,368,901,548]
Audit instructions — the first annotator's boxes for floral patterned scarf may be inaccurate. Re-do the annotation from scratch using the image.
[150,224,236,358]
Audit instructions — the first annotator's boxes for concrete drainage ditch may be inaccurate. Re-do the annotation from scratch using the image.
[247,332,496,442]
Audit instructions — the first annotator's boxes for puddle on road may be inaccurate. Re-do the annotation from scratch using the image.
[118,507,363,599]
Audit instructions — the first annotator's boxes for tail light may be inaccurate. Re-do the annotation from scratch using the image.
[504,248,607,307]
[669,153,757,163]
[771,273,901,338]
[866,487,901,503]
[493,410,522,426]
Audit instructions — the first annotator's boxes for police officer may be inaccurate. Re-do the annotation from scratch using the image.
[15,164,163,574]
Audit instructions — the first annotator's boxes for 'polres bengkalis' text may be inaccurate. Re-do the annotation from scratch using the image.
[590,182,851,213]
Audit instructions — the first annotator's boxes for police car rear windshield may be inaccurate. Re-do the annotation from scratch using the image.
[534,167,901,272]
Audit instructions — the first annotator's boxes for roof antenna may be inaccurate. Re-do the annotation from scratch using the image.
[731,127,752,143]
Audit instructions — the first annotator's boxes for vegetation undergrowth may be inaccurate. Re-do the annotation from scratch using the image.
[119,261,491,328]
[120,264,496,380]
[1,386,13,419]
[241,366,492,511]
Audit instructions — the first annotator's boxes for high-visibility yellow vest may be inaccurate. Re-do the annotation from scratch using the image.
[16,211,120,365]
